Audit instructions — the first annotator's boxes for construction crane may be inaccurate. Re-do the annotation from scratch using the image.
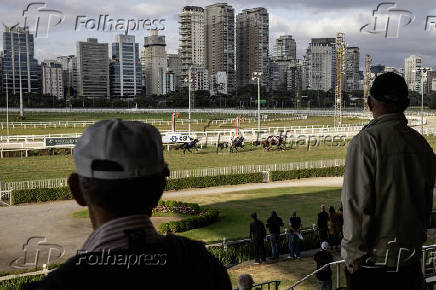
[334,32,346,127]
[363,54,372,110]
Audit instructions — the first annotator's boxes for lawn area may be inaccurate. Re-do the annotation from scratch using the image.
[0,145,349,182]
[169,186,342,242]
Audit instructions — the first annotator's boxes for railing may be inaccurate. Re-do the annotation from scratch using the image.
[0,264,52,282]
[232,280,281,290]
[287,260,345,290]
[288,243,436,289]
[2,159,345,191]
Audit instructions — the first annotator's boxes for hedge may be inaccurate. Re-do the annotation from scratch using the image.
[158,207,219,234]
[9,167,344,205]
[270,166,344,182]
[11,187,72,205]
[165,173,263,191]
[207,229,320,265]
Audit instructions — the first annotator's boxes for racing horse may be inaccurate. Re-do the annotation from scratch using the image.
[262,135,286,151]
[177,138,199,154]
[230,136,245,152]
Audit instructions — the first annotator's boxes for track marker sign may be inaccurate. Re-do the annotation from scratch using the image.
[44,137,78,148]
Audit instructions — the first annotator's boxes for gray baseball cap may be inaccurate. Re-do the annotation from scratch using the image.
[73,119,167,179]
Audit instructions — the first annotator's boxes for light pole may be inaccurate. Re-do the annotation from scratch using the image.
[184,66,192,135]
[421,81,424,134]
[6,73,9,136]
[252,72,262,139]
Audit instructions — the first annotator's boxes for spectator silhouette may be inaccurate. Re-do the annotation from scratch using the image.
[288,211,302,259]
[314,241,333,290]
[266,211,284,259]
[317,205,329,243]
[328,206,341,249]
[250,212,267,264]
[23,120,231,290]
[342,73,436,290]
[237,274,254,290]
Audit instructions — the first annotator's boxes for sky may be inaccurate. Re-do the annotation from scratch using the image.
[1,0,436,69]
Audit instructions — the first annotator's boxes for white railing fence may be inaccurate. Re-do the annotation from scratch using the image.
[1,159,345,192]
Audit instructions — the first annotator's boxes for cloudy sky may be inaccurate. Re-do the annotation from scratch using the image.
[1,0,436,69]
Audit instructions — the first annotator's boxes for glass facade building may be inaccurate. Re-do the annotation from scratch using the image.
[110,35,142,98]
[2,26,41,95]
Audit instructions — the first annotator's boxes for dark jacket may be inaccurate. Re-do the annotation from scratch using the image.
[289,216,302,233]
[342,113,436,269]
[250,220,267,241]
[23,234,231,290]
[266,215,284,234]
[314,249,333,281]
[317,211,329,229]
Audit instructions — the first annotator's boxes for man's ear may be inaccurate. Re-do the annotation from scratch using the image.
[68,173,87,206]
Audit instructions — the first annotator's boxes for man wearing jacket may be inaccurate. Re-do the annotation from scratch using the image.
[341,72,436,290]
[266,211,284,259]
[250,212,267,264]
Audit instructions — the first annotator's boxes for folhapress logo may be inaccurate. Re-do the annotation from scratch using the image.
[75,15,166,34]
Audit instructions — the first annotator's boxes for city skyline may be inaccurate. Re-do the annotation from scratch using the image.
[2,0,436,69]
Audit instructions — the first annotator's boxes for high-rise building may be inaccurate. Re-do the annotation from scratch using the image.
[179,6,205,89]
[426,70,436,95]
[371,64,385,75]
[141,30,167,96]
[167,53,181,90]
[405,55,423,92]
[110,34,141,98]
[345,47,360,92]
[273,35,296,62]
[304,38,336,91]
[205,3,235,94]
[0,54,3,94]
[236,7,269,88]
[2,25,40,95]
[41,60,64,99]
[76,38,110,98]
[57,55,77,97]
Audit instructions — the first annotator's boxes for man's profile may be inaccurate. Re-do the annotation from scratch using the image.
[24,119,231,290]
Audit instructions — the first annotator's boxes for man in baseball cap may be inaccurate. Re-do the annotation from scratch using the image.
[25,119,231,290]
[314,241,333,290]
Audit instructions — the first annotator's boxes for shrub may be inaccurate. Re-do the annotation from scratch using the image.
[158,208,219,234]
[270,166,344,182]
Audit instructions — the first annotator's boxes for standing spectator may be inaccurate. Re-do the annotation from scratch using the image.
[266,211,284,259]
[337,205,344,237]
[342,73,436,289]
[237,274,254,290]
[288,211,302,259]
[328,206,341,249]
[250,213,267,264]
[314,241,334,290]
[317,205,329,243]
